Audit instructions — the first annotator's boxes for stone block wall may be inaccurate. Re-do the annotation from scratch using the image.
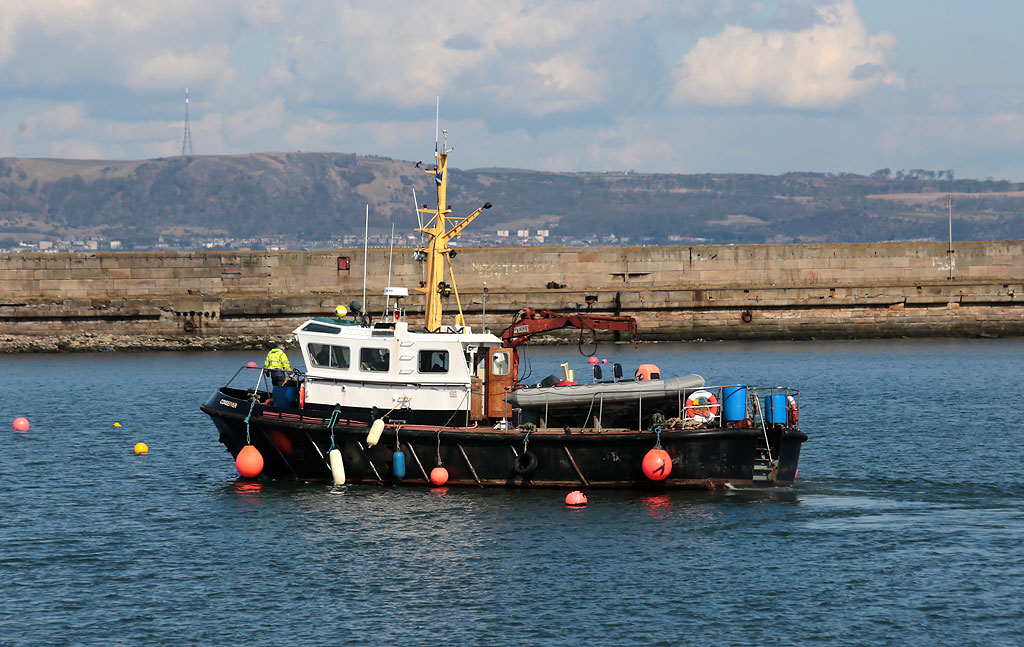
[1,240,1021,345]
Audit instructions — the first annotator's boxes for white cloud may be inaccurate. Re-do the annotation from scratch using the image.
[670,0,901,109]
[127,48,237,90]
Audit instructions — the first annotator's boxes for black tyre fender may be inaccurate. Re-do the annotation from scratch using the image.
[513,450,539,475]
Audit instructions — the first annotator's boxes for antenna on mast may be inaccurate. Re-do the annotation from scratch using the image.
[434,96,440,154]
[362,204,369,311]
[181,88,193,156]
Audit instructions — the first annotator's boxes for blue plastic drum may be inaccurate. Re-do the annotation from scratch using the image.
[765,395,787,424]
[722,385,747,422]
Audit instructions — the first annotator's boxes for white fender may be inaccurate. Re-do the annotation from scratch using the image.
[366,419,385,447]
[328,448,346,485]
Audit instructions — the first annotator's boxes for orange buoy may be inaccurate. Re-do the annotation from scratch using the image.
[133,442,149,454]
[430,466,449,486]
[565,490,588,507]
[236,445,264,477]
[642,448,672,481]
[247,361,258,368]
[12,417,29,431]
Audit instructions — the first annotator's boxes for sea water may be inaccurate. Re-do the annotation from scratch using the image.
[1,339,1022,646]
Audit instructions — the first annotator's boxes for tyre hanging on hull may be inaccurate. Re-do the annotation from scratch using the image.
[513,450,539,475]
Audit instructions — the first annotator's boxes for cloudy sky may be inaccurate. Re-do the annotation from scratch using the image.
[1,0,1022,179]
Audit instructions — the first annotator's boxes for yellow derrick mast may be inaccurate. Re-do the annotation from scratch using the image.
[415,130,491,332]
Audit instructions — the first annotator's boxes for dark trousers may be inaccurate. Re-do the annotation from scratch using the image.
[269,369,287,386]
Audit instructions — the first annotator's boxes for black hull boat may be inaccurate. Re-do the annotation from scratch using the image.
[200,125,808,490]
[201,384,806,489]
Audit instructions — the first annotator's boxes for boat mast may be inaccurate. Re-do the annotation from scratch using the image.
[415,126,491,332]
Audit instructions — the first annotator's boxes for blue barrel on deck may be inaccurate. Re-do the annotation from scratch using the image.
[272,385,298,407]
[764,395,787,424]
[722,385,747,422]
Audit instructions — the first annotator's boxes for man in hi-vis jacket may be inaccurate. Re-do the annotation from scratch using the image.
[264,344,291,386]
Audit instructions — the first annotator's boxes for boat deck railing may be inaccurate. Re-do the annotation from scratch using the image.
[670,384,801,431]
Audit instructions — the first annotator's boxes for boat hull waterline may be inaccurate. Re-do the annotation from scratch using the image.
[202,389,806,489]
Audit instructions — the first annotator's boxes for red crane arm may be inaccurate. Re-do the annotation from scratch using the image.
[499,307,639,348]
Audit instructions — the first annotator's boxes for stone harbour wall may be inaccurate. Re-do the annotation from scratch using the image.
[1,240,1021,351]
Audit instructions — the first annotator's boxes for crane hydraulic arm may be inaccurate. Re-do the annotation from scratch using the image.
[499,307,639,348]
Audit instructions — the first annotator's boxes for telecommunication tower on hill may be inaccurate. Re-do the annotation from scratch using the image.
[181,87,193,156]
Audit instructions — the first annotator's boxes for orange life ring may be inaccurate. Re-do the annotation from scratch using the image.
[685,390,719,423]
[299,385,305,409]
[786,395,798,424]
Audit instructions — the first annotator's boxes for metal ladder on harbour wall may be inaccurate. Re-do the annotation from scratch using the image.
[751,391,777,483]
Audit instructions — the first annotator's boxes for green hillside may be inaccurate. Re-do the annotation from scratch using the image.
[0,153,1021,247]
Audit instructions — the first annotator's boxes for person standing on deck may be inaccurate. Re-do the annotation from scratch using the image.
[264,344,291,386]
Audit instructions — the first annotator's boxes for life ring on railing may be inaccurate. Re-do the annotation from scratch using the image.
[685,390,720,423]
[786,395,798,424]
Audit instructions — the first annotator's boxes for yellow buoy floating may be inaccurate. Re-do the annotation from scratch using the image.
[113,422,122,428]
[328,448,346,485]
[133,442,149,454]
[366,419,385,447]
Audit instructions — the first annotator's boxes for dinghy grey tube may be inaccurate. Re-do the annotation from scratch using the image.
[506,374,705,409]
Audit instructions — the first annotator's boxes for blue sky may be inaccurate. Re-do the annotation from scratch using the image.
[1,0,1022,180]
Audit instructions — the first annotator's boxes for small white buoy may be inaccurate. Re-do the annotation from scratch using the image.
[366,419,385,447]
[329,448,346,485]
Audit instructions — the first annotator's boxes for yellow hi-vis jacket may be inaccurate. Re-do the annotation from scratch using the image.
[264,348,291,371]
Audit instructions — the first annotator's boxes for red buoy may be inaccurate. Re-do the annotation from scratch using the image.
[236,445,264,477]
[247,361,258,368]
[430,466,449,486]
[587,356,599,365]
[12,417,30,431]
[565,490,588,507]
[642,448,672,481]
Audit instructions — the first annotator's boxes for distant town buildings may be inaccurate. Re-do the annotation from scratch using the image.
[1,229,665,253]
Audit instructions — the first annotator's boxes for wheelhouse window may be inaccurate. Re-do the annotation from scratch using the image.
[418,350,449,373]
[491,350,511,376]
[301,322,341,334]
[359,347,390,372]
[308,343,350,369]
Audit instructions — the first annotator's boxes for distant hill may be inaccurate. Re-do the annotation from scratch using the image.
[0,153,1021,247]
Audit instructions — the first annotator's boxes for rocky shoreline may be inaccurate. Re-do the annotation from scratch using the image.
[0,333,285,353]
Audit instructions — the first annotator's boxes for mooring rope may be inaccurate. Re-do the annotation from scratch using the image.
[243,397,259,445]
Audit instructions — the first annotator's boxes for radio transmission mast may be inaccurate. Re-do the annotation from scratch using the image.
[181,88,193,156]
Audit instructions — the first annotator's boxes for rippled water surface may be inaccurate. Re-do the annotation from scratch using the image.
[2,339,1022,646]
